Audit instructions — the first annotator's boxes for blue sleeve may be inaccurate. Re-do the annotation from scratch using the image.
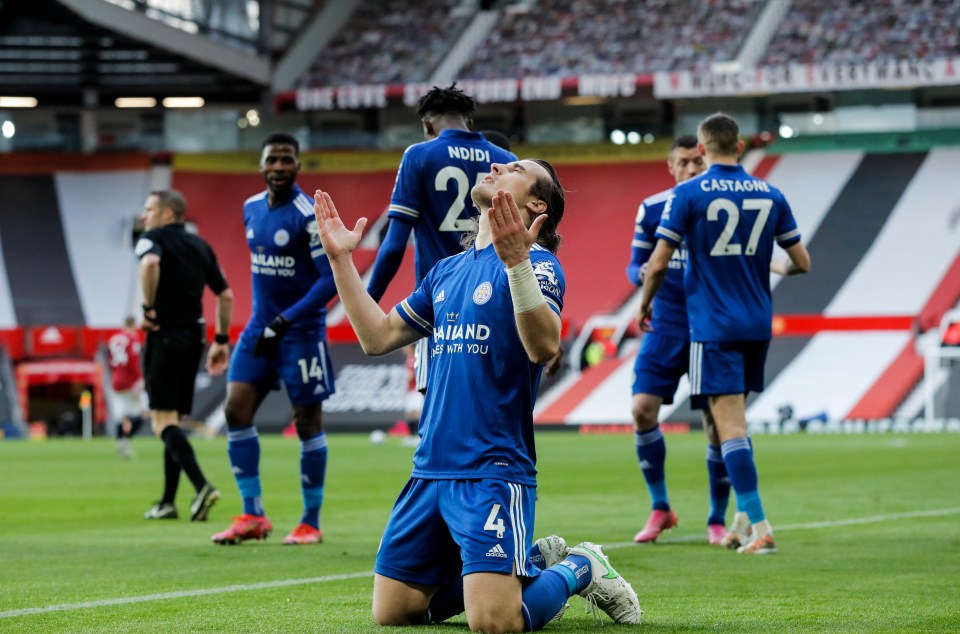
[395,268,435,337]
[366,217,414,302]
[281,253,337,323]
[387,146,423,222]
[626,202,655,286]
[774,193,801,248]
[530,250,565,317]
[655,190,687,246]
[281,217,338,323]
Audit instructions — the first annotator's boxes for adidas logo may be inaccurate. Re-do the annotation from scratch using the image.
[246,228,254,239]
[639,459,652,470]
[435,289,445,303]
[485,544,508,558]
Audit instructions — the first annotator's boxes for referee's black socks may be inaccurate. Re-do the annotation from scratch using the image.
[161,425,208,492]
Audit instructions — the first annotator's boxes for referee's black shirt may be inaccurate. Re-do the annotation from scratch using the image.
[135,224,228,329]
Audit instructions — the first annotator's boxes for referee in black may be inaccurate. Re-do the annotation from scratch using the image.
[136,189,233,522]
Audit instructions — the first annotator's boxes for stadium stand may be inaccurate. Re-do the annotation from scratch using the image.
[458,0,763,79]
[297,0,474,86]
[759,0,960,66]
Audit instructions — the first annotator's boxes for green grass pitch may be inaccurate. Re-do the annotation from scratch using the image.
[1,431,959,632]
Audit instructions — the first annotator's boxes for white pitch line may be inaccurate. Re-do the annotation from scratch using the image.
[603,506,960,548]
[0,571,372,619]
[4,507,959,619]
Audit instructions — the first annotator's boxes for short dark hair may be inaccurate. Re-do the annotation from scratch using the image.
[150,189,187,221]
[669,134,698,153]
[528,158,564,254]
[417,83,476,120]
[261,132,300,154]
[698,113,740,156]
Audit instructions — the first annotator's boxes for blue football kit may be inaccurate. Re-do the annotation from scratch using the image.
[656,163,801,396]
[370,128,517,392]
[385,129,517,283]
[375,243,565,584]
[628,187,692,403]
[228,185,337,404]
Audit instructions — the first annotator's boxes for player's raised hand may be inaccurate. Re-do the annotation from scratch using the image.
[313,189,367,259]
[488,189,547,268]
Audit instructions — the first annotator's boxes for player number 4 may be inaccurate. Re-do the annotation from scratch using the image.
[297,357,323,384]
[484,503,505,539]
[707,197,772,256]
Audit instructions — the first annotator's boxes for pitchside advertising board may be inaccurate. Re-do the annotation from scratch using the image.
[281,58,960,113]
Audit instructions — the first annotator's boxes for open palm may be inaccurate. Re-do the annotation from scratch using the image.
[313,189,367,259]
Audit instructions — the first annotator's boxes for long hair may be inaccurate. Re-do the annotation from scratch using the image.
[460,158,565,254]
[527,158,564,254]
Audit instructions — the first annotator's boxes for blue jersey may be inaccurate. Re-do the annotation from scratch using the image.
[388,129,517,283]
[656,163,800,342]
[627,188,688,338]
[395,244,564,485]
[242,184,335,335]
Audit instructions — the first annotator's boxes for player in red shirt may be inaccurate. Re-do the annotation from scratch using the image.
[107,316,147,459]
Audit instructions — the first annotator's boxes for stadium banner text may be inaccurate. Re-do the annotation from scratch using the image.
[281,74,652,111]
[654,58,960,98]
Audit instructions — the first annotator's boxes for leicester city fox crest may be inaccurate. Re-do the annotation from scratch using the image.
[473,282,493,305]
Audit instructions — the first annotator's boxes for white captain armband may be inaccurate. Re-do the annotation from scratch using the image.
[506,259,547,314]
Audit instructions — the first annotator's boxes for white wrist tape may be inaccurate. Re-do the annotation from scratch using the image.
[506,259,546,314]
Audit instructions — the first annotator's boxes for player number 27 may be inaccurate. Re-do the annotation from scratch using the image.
[297,357,323,384]
[435,166,487,232]
[707,197,772,256]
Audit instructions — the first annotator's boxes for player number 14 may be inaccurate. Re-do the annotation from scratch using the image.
[707,197,772,256]
[297,357,324,383]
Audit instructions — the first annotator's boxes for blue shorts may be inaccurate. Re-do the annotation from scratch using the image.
[689,340,769,397]
[631,332,689,404]
[375,478,540,586]
[227,328,336,405]
[632,332,707,410]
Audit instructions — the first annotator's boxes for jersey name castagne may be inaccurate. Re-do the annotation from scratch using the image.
[396,243,564,485]
[243,184,330,334]
[628,188,688,338]
[388,129,517,282]
[656,163,801,342]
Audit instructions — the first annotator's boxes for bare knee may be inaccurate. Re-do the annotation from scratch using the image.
[371,605,418,627]
[466,614,522,634]
[632,394,661,431]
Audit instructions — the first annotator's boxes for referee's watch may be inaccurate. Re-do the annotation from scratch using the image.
[214,333,229,345]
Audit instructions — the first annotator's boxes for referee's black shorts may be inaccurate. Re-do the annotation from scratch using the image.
[143,327,204,415]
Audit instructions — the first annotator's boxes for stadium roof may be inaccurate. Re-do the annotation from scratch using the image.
[0,0,316,108]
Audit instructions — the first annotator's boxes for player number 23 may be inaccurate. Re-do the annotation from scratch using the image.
[707,197,772,256]
[435,166,487,232]
[296,357,324,383]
